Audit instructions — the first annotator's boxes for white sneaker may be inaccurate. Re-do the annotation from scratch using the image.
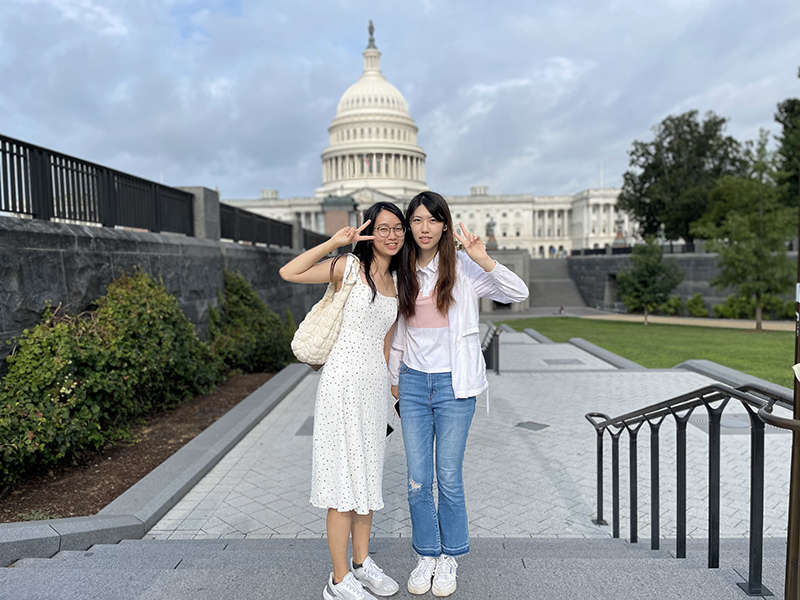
[407,555,438,595]
[432,555,458,597]
[350,556,399,596]
[323,572,379,600]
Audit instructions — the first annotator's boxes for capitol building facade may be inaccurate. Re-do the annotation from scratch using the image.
[226,25,632,257]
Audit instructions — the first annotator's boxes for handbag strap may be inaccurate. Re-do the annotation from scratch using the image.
[342,253,361,288]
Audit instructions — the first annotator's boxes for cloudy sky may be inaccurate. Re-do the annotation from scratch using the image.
[1,0,798,200]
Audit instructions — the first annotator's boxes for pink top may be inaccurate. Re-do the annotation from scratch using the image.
[403,256,451,373]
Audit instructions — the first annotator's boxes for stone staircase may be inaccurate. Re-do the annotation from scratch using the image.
[528,258,586,308]
[3,537,786,599]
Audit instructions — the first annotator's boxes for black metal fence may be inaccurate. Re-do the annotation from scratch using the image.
[0,134,194,235]
[1,133,335,250]
[303,229,329,250]
[572,243,699,257]
[219,203,293,247]
[571,248,608,256]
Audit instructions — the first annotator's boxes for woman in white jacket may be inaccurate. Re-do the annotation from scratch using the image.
[388,191,528,597]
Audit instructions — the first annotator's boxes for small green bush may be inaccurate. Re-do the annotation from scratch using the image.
[760,295,789,321]
[687,293,708,318]
[785,300,796,320]
[658,296,683,316]
[712,294,792,320]
[0,269,220,486]
[208,272,294,374]
[713,295,755,319]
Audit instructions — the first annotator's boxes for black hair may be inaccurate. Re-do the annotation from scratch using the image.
[352,201,406,302]
[398,191,456,319]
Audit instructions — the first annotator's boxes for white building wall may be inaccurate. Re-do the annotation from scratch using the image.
[224,186,632,256]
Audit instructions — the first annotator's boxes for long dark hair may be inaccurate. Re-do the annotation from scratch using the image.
[346,201,406,302]
[398,191,456,319]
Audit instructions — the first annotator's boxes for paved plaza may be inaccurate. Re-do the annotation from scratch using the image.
[148,329,793,544]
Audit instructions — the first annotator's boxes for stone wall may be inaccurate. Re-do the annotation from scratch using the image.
[566,252,797,312]
[0,216,325,374]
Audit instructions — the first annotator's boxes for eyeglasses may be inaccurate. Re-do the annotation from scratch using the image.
[375,225,406,237]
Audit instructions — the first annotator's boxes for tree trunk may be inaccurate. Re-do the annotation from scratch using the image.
[755,294,763,331]
[644,305,649,326]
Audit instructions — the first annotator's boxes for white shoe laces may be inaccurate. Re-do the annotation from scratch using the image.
[338,573,367,598]
[434,556,457,584]
[363,558,385,580]
[411,556,437,580]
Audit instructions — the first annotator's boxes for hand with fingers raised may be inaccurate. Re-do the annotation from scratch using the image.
[331,219,375,248]
[454,221,490,262]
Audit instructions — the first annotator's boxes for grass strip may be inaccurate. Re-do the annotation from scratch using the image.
[501,317,795,389]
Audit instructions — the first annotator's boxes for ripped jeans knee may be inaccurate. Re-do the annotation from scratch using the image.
[408,477,423,492]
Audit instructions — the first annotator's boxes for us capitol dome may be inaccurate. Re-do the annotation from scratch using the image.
[225,22,628,258]
[314,21,427,200]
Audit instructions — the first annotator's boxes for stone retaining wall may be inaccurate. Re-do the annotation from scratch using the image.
[0,217,324,374]
[566,253,797,311]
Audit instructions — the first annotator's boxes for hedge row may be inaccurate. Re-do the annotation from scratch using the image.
[0,269,294,487]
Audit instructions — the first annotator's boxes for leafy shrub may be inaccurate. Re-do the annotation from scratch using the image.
[761,295,791,321]
[208,272,294,374]
[0,269,220,486]
[712,293,792,320]
[713,294,755,319]
[658,296,683,316]
[687,293,708,318]
[785,300,797,320]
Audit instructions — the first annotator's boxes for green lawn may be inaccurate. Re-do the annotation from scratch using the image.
[501,317,796,389]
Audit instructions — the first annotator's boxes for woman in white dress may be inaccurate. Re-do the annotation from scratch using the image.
[279,201,405,600]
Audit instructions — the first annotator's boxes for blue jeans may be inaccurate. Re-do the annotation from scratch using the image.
[398,363,476,557]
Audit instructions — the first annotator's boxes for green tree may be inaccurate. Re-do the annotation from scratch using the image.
[775,97,800,208]
[616,239,684,325]
[617,110,744,243]
[692,132,796,330]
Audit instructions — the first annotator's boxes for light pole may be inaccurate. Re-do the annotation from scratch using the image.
[785,65,800,600]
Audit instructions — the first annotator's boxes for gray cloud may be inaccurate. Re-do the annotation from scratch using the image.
[0,0,798,200]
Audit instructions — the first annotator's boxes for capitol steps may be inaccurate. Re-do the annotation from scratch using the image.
[528,258,587,308]
[3,537,786,599]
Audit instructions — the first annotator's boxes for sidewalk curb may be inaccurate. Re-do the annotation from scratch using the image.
[568,338,648,371]
[674,359,792,400]
[523,328,554,344]
[0,363,311,567]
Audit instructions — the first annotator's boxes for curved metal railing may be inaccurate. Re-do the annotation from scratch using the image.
[585,382,793,596]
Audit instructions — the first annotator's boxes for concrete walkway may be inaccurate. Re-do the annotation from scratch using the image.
[480,306,795,331]
[582,313,795,331]
[149,331,792,544]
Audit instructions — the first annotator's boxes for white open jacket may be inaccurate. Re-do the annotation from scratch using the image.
[388,251,529,400]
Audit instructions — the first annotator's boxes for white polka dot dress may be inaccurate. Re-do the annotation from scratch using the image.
[310,255,398,515]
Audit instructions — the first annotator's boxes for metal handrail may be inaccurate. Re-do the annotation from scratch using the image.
[585,382,786,597]
[481,323,500,375]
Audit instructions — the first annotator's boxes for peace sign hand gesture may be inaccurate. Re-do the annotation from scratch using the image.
[331,220,374,248]
[454,221,489,260]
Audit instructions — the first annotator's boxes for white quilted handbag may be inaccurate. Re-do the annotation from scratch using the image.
[291,254,360,369]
